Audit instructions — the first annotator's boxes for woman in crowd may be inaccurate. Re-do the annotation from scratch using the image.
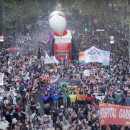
[0,28,130,130]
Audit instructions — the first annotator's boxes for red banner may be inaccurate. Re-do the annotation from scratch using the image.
[99,103,130,126]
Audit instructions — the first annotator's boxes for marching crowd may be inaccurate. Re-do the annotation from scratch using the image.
[0,29,130,130]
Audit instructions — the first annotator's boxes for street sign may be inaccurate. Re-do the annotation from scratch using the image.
[109,36,115,44]
[96,29,105,32]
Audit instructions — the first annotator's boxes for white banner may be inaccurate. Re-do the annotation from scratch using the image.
[85,46,104,63]
[44,52,59,64]
[0,73,4,85]
[51,56,59,64]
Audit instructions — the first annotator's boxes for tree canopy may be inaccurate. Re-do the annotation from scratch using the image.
[1,0,130,34]
[1,0,58,34]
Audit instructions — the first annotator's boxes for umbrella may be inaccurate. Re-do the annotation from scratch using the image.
[7,47,19,52]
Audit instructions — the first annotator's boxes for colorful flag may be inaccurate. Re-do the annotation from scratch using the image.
[102,50,110,66]
[53,64,57,73]
[59,82,69,87]
[78,52,85,66]
[49,31,54,44]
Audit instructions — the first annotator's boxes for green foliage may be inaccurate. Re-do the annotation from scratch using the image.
[1,0,130,34]
[1,0,58,34]
[60,0,129,28]
[123,18,130,27]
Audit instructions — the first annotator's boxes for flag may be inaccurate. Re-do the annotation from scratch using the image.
[51,56,59,65]
[53,64,57,73]
[78,52,85,66]
[44,52,54,64]
[102,50,110,66]
[49,31,54,44]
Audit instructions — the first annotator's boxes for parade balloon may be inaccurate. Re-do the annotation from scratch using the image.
[49,11,66,35]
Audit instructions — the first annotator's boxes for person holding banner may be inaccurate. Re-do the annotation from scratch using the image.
[61,92,68,108]
[51,93,61,109]
[69,92,76,107]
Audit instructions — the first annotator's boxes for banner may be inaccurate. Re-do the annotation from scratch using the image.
[44,52,59,64]
[99,103,130,126]
[85,46,104,63]
[0,73,4,85]
[51,56,59,64]
[80,46,110,66]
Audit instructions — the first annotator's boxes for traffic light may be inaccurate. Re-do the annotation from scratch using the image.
[84,28,88,32]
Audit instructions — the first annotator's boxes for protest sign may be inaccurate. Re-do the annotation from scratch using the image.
[99,103,130,126]
[34,56,38,60]
[0,73,4,85]
[41,115,52,127]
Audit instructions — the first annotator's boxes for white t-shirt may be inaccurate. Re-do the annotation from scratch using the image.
[0,89,5,94]
[0,96,3,101]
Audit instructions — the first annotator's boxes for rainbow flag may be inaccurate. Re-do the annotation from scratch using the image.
[78,52,85,66]
[53,64,57,73]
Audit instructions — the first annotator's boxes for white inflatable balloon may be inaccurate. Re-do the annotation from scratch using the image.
[49,11,66,35]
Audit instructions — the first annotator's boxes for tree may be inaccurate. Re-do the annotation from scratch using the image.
[2,0,58,34]
[59,0,129,29]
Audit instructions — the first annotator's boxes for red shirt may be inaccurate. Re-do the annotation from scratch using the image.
[94,103,98,110]
[84,96,95,101]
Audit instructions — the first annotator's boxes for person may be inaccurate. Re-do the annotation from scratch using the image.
[51,93,61,109]
[19,81,25,95]
[114,90,121,104]
[0,15,129,130]
[69,92,76,107]
[61,92,68,108]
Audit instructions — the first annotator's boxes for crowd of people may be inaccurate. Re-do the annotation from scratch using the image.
[0,15,130,129]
